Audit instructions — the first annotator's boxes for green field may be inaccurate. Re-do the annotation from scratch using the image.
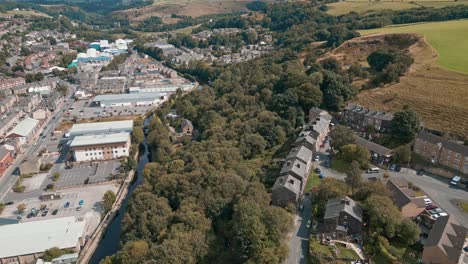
[359,20,468,73]
[326,0,468,16]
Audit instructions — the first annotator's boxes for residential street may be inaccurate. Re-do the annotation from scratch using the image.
[313,147,468,228]
[0,85,75,202]
[284,195,311,264]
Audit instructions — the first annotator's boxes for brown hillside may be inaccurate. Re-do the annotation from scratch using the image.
[334,34,468,137]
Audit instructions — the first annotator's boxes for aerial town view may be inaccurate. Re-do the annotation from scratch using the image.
[0,0,466,264]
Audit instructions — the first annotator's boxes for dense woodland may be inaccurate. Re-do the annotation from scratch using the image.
[98,2,447,263]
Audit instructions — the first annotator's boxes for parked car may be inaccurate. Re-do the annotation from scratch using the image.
[319,173,325,179]
[395,165,402,172]
[306,220,311,229]
[416,169,425,176]
[450,176,461,186]
[429,208,443,215]
[41,210,48,217]
[64,201,70,208]
[78,200,84,206]
[314,155,320,162]
[314,167,321,174]
[367,167,380,173]
[52,209,58,215]
[5,201,14,205]
[76,206,82,211]
[426,204,438,210]
[423,198,432,205]
[389,164,396,171]
[298,205,304,212]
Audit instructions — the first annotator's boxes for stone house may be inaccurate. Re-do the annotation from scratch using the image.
[271,175,301,207]
[323,196,363,240]
[343,103,393,133]
[181,119,193,136]
[355,136,393,164]
[413,130,468,175]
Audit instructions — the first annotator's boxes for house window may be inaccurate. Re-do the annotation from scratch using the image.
[114,150,118,153]
[123,150,126,153]
[85,153,88,156]
[455,153,461,158]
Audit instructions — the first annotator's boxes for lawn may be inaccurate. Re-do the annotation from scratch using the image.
[304,172,321,193]
[326,0,468,16]
[457,200,468,213]
[331,159,350,173]
[309,237,361,260]
[359,19,468,73]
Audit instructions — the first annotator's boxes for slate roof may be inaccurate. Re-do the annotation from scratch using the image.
[354,136,393,157]
[280,158,308,180]
[272,174,301,194]
[0,146,10,159]
[386,177,427,210]
[181,119,193,129]
[287,145,313,164]
[425,216,467,263]
[324,196,363,222]
[417,130,468,156]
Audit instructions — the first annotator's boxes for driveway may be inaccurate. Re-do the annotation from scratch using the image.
[284,195,312,264]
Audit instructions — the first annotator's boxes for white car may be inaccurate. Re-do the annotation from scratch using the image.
[314,155,320,162]
[423,198,432,205]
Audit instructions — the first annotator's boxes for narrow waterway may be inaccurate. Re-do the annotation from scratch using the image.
[89,117,151,263]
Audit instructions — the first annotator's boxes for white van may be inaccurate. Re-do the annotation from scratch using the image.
[367,167,380,173]
[450,176,461,186]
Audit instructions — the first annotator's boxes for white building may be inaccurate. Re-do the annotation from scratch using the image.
[92,93,167,107]
[6,117,40,145]
[69,120,133,138]
[70,132,131,162]
[0,217,86,263]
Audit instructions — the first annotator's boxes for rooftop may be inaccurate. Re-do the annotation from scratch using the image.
[425,216,467,262]
[70,132,130,147]
[93,92,164,102]
[0,216,85,258]
[69,120,133,136]
[355,136,393,157]
[417,130,468,156]
[324,196,363,222]
[8,117,39,137]
[272,174,301,194]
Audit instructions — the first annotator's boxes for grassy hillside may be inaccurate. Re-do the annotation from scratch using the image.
[350,33,468,136]
[326,0,468,16]
[359,19,468,74]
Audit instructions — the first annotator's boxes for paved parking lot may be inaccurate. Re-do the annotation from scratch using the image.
[64,99,152,120]
[48,160,121,189]
[1,184,119,228]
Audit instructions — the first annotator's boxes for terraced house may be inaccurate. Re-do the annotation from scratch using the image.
[413,130,468,175]
[272,108,331,207]
[343,103,394,133]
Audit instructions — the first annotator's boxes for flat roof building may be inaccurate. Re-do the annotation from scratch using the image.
[0,217,85,263]
[6,117,40,145]
[69,120,133,137]
[70,132,131,162]
[92,92,167,107]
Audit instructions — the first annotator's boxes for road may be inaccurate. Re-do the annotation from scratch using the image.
[313,146,468,228]
[0,84,76,202]
[284,195,311,264]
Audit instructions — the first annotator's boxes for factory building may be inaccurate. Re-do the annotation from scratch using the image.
[68,120,134,138]
[70,132,131,162]
[92,93,167,107]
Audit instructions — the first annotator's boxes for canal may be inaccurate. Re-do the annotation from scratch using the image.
[89,118,151,264]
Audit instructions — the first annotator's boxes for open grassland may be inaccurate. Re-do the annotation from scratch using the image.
[326,0,468,15]
[359,20,468,73]
[353,33,468,136]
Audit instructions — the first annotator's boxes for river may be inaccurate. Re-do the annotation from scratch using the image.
[89,117,151,263]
